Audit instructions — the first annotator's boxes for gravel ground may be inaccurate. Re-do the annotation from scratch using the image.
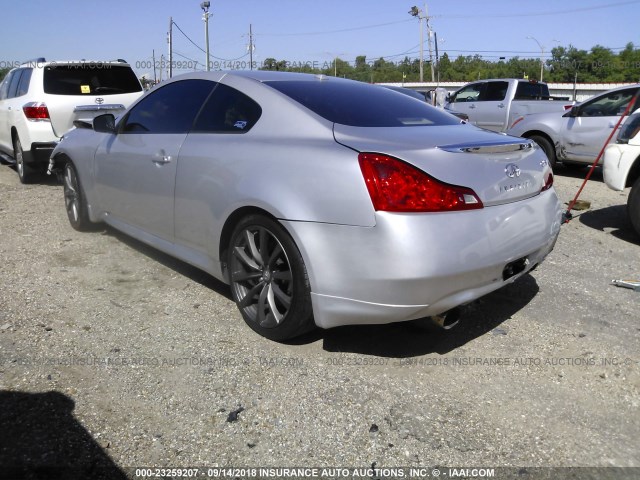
[0,161,639,479]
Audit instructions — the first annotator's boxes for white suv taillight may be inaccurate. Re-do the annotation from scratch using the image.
[22,102,51,121]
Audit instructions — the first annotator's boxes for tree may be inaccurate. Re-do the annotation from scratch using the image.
[256,43,640,84]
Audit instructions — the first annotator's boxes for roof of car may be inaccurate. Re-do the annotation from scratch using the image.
[19,59,132,67]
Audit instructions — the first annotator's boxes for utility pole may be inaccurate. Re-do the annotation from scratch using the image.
[434,32,439,85]
[409,6,423,82]
[152,49,157,84]
[168,17,173,79]
[409,4,434,82]
[526,35,544,82]
[201,2,211,71]
[425,4,435,82]
[248,24,254,70]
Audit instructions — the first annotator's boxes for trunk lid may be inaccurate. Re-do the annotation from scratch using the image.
[333,123,551,207]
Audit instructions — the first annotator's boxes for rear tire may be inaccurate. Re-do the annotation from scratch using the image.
[13,136,35,184]
[62,162,94,231]
[529,134,557,169]
[228,214,314,341]
[628,176,640,237]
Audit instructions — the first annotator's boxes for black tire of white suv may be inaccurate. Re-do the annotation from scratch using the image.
[627,176,640,237]
[13,136,35,184]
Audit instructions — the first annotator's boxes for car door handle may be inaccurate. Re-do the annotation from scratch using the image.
[152,154,172,165]
[497,103,505,108]
[468,104,476,109]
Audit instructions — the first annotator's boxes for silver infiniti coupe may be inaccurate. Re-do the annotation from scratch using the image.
[50,71,562,341]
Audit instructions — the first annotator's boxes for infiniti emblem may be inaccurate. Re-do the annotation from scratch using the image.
[95,97,104,105]
[505,163,521,178]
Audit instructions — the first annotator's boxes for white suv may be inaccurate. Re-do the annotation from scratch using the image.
[0,58,143,183]
[603,110,640,236]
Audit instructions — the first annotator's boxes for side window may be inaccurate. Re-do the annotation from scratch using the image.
[581,88,637,117]
[16,68,32,97]
[514,81,545,99]
[0,71,14,100]
[193,83,262,133]
[120,79,215,134]
[451,83,483,103]
[7,69,24,99]
[484,81,508,101]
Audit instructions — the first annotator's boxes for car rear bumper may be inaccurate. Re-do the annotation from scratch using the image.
[283,189,562,329]
[24,141,58,166]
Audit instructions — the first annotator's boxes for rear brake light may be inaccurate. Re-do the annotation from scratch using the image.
[23,102,50,121]
[358,152,483,212]
[541,172,554,192]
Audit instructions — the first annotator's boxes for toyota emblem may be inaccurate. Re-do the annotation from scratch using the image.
[505,164,521,178]
[95,97,105,105]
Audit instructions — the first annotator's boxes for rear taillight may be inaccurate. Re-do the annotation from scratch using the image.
[358,152,483,212]
[23,102,50,121]
[541,172,554,192]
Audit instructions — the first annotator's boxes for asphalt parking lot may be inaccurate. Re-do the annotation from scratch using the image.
[0,161,639,479]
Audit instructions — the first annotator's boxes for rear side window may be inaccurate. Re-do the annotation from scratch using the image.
[484,81,508,101]
[16,68,32,97]
[515,82,548,99]
[43,64,142,95]
[265,79,459,127]
[193,83,262,133]
[7,69,24,98]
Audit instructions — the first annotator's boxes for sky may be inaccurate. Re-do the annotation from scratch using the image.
[1,0,639,80]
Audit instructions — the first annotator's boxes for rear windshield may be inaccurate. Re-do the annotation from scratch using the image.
[43,64,142,95]
[264,80,460,127]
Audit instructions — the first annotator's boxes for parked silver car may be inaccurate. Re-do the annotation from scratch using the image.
[50,71,562,340]
[507,84,640,168]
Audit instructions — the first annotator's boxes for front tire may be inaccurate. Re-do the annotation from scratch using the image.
[62,162,94,231]
[529,134,557,169]
[628,176,640,237]
[228,215,314,341]
[13,136,35,184]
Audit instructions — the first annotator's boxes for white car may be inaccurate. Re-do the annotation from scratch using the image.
[0,58,143,183]
[603,111,640,236]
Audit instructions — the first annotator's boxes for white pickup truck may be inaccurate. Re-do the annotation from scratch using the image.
[445,79,571,132]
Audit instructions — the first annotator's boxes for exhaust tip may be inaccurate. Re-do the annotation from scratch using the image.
[429,307,461,330]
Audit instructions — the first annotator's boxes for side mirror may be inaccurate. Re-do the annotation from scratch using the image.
[563,106,579,118]
[93,114,116,134]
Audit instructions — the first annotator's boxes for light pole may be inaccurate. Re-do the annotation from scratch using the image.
[409,5,434,83]
[201,1,211,71]
[324,52,346,76]
[526,35,544,81]
[409,6,424,82]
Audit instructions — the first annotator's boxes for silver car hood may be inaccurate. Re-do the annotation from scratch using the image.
[333,124,550,207]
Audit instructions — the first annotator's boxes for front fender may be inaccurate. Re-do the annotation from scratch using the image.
[603,143,640,191]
